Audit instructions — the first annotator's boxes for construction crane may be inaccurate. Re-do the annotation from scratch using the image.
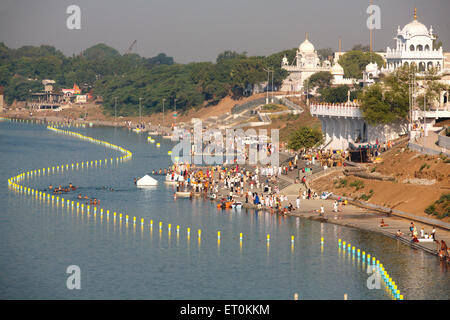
[125,40,137,54]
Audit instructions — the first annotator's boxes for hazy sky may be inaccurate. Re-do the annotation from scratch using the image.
[0,0,449,63]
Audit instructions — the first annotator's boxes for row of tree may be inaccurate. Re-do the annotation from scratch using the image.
[0,42,299,114]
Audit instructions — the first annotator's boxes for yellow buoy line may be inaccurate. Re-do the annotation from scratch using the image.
[4,120,404,300]
[0,117,86,128]
[338,238,404,300]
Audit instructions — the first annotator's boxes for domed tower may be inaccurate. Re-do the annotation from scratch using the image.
[296,33,320,68]
[385,8,443,73]
[330,62,345,82]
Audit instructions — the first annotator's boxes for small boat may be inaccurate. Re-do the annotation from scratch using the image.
[176,191,191,198]
[232,202,243,209]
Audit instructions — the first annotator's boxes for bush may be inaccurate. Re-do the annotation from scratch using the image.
[419,163,427,172]
[350,180,364,191]
[287,127,323,150]
[425,204,436,215]
[359,193,372,201]
[335,178,348,189]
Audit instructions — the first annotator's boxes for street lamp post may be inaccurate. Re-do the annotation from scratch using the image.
[174,98,177,126]
[162,98,166,127]
[263,68,272,104]
[139,97,142,125]
[271,69,274,103]
[306,79,309,106]
[114,97,117,124]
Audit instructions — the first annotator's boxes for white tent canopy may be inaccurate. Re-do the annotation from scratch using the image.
[136,174,158,186]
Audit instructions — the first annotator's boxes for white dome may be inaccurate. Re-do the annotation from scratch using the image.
[401,19,429,37]
[365,62,378,73]
[330,63,344,75]
[299,38,315,53]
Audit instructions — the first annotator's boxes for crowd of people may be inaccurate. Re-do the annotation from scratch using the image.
[48,183,77,194]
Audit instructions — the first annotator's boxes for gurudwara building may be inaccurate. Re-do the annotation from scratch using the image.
[310,8,448,151]
[280,34,331,92]
[382,8,444,73]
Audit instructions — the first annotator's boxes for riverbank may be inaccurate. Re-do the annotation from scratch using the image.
[173,158,450,261]
[4,114,449,260]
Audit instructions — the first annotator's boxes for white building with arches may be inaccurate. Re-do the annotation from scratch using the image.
[280,34,332,92]
[383,9,444,73]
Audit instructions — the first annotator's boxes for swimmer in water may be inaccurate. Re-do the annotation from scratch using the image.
[78,194,82,199]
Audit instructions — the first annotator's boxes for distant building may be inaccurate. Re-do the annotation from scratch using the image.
[280,34,332,92]
[62,83,81,97]
[310,102,408,150]
[383,8,444,73]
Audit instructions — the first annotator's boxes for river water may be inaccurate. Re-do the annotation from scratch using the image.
[0,121,448,300]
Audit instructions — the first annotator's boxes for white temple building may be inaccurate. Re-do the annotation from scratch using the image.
[383,8,444,73]
[280,34,331,92]
[310,103,408,150]
[362,62,381,87]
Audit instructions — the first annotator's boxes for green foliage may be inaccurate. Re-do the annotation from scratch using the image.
[216,51,247,63]
[0,41,297,115]
[307,71,332,90]
[359,66,411,125]
[349,180,364,191]
[287,127,323,150]
[338,50,385,79]
[334,178,348,189]
[0,42,174,104]
[3,77,42,104]
[319,85,350,103]
[425,194,450,219]
[316,48,333,61]
[351,44,370,52]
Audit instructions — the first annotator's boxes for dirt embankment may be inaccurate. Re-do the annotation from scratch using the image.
[311,140,450,222]
[4,93,270,126]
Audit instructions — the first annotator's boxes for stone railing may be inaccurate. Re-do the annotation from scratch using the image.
[310,103,363,118]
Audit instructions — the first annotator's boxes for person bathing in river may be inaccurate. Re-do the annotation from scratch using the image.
[48,184,53,191]
[78,194,82,199]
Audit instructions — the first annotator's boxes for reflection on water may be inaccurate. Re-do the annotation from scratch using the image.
[0,121,448,300]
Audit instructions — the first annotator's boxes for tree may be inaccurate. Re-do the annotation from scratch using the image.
[351,44,370,52]
[216,51,247,64]
[319,85,350,103]
[359,65,411,124]
[288,127,323,150]
[317,48,333,61]
[338,51,385,79]
[307,71,332,90]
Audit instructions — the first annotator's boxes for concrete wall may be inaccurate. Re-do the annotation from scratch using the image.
[367,121,408,144]
[408,141,450,156]
[438,130,450,149]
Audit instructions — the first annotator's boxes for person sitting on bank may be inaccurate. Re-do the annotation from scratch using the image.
[396,230,403,238]
[380,219,389,227]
